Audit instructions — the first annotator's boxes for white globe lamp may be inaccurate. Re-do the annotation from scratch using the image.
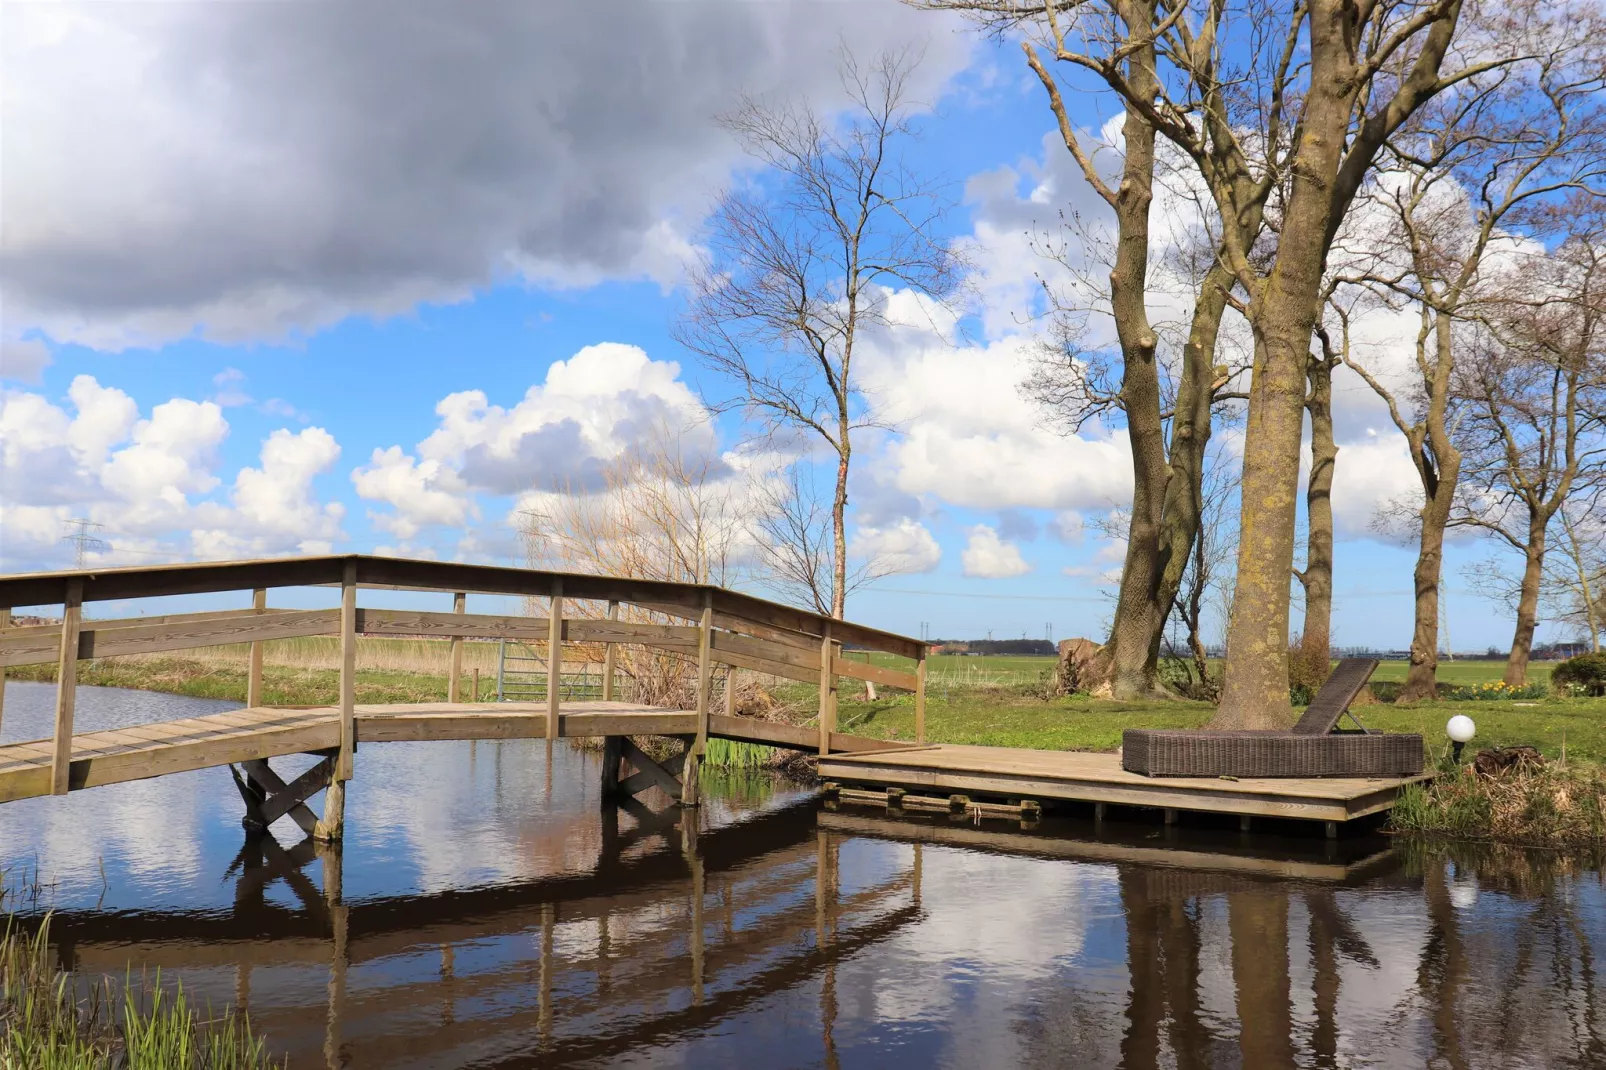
[1447,715,1476,762]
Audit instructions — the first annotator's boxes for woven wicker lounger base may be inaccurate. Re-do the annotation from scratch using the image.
[1122,729,1424,778]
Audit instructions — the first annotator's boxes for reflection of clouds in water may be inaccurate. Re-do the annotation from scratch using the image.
[0,683,228,900]
[829,843,1113,1067]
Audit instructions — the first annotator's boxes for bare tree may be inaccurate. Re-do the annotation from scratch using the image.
[916,0,1253,699]
[520,420,757,707]
[1333,29,1606,699]
[677,46,962,620]
[1165,436,1241,699]
[1453,212,1606,684]
[748,461,901,616]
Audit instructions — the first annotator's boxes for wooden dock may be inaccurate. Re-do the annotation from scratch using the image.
[818,743,1430,830]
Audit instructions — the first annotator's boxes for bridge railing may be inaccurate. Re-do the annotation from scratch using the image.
[0,555,929,795]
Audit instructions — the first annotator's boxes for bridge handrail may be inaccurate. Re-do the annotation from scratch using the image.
[0,554,930,796]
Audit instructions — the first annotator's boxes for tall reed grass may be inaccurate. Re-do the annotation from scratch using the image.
[0,913,281,1069]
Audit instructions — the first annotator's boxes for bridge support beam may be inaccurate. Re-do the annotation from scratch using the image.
[601,735,698,809]
[229,753,342,840]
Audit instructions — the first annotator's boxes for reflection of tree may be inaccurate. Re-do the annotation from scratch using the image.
[1228,887,1294,1068]
[1419,861,1470,1070]
[1305,889,1377,1069]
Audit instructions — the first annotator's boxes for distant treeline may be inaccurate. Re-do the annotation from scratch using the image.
[930,639,1056,656]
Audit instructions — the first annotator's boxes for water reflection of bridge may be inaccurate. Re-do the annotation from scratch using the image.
[35,798,921,1068]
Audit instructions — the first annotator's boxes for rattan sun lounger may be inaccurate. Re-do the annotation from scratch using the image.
[1122,658,1424,778]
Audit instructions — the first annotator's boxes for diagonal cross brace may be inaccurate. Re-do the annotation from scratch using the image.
[615,736,687,798]
[236,757,334,837]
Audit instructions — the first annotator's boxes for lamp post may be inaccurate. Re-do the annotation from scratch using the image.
[1447,715,1476,763]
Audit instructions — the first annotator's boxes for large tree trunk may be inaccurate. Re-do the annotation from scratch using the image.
[1505,519,1547,686]
[1093,7,1168,699]
[1104,268,1231,697]
[1214,324,1311,726]
[1401,312,1463,702]
[1299,354,1337,664]
[1215,43,1360,727]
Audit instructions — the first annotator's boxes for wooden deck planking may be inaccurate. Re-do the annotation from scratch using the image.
[0,702,779,803]
[818,744,1431,824]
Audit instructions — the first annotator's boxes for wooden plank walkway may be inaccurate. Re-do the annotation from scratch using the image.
[0,700,911,804]
[818,744,1431,825]
[0,701,698,804]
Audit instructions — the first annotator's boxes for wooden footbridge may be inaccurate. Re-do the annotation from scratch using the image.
[0,554,1426,836]
[0,555,925,836]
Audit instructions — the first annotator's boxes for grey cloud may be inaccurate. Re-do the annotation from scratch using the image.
[2,2,969,350]
[459,395,731,495]
[459,420,610,495]
[996,509,1039,542]
[0,338,51,383]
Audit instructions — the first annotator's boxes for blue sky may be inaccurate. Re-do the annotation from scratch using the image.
[0,2,1543,650]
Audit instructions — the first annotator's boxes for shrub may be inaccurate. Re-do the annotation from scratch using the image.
[1287,638,1330,706]
[1446,680,1551,701]
[1552,652,1606,697]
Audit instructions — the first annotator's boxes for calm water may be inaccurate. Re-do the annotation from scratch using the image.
[1,681,1603,1069]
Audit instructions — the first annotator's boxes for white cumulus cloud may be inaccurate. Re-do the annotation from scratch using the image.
[962,525,1032,578]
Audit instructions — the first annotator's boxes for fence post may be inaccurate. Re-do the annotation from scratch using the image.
[447,591,466,703]
[51,580,83,795]
[546,578,563,741]
[818,622,836,756]
[915,647,928,745]
[602,599,618,702]
[247,589,267,709]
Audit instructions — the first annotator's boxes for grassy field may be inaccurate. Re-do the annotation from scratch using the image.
[832,690,1606,763]
[8,639,1599,762]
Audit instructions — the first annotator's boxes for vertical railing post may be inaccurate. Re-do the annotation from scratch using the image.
[601,599,618,702]
[546,578,563,741]
[0,606,10,737]
[51,580,83,795]
[447,591,466,703]
[915,647,928,745]
[724,667,737,719]
[681,590,713,808]
[317,564,357,842]
[247,588,267,709]
[337,562,357,779]
[817,623,837,756]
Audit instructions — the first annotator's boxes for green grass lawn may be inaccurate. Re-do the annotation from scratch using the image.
[852,653,1556,686]
[834,690,1606,763]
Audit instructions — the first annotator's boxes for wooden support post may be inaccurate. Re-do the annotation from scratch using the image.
[51,579,83,796]
[818,623,836,756]
[1240,815,1253,833]
[1164,808,1179,825]
[247,589,267,709]
[600,735,623,799]
[314,778,346,843]
[472,667,480,703]
[682,591,712,808]
[0,607,9,737]
[724,667,737,718]
[546,578,563,741]
[914,647,928,745]
[1094,801,1107,823]
[1325,820,1339,839]
[447,591,465,703]
[602,600,618,701]
[336,562,357,783]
